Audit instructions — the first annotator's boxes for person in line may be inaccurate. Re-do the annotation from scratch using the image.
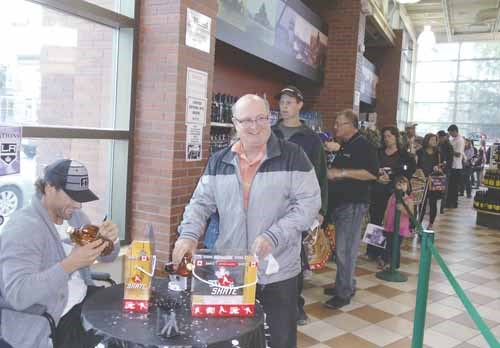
[367,126,415,262]
[402,122,423,155]
[416,133,443,230]
[437,130,454,214]
[323,109,379,309]
[0,159,120,348]
[380,176,414,269]
[172,94,321,348]
[462,138,475,198]
[272,85,328,326]
[475,139,488,188]
[446,125,465,208]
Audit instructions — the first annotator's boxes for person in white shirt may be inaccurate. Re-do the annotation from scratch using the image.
[446,125,465,208]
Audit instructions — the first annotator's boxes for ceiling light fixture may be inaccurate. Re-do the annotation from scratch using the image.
[395,0,421,4]
[417,25,436,48]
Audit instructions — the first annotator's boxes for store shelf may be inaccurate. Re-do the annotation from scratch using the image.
[210,122,234,128]
[474,208,500,216]
[483,184,500,190]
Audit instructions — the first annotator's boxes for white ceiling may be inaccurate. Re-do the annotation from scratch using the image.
[403,0,500,42]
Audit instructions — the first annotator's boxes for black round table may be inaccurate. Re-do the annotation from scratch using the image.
[81,279,266,348]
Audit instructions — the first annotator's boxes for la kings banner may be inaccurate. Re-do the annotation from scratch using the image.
[0,126,21,176]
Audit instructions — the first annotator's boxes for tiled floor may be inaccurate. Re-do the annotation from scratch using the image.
[298,195,500,348]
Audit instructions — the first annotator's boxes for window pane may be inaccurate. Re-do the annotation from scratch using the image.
[416,62,457,82]
[0,1,117,128]
[417,43,459,61]
[413,103,454,123]
[84,0,119,12]
[0,138,113,236]
[456,82,500,103]
[412,123,451,136]
[459,60,500,81]
[414,83,456,103]
[460,42,500,60]
[455,103,500,125]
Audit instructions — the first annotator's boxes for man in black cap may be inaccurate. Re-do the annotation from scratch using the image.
[272,85,328,326]
[0,159,119,348]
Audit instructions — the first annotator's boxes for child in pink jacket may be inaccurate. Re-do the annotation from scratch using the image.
[379,176,414,269]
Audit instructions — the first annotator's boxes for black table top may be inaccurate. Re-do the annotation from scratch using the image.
[81,279,265,348]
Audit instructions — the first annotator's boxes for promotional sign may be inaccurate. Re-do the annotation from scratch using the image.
[186,124,203,161]
[123,232,156,313]
[0,126,22,176]
[191,251,257,317]
[186,96,207,125]
[186,8,212,53]
[217,0,328,82]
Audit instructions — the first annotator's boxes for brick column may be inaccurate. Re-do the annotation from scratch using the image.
[365,30,403,127]
[303,0,366,131]
[131,0,217,263]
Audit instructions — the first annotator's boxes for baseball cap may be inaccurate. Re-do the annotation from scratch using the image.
[44,159,99,203]
[405,122,418,128]
[274,86,304,102]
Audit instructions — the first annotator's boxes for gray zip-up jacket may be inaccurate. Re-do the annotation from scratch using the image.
[178,133,321,284]
[0,194,119,348]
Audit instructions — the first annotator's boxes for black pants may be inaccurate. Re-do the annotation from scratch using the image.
[382,232,403,269]
[54,286,103,348]
[462,167,472,197]
[367,184,391,259]
[419,190,440,225]
[447,169,462,208]
[256,276,298,348]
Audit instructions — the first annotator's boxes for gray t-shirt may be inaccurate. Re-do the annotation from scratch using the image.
[277,124,302,141]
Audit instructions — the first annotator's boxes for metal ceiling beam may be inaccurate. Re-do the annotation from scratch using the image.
[441,0,453,42]
[493,0,500,33]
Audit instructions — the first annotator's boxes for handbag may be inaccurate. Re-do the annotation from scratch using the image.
[303,223,335,270]
[429,152,447,192]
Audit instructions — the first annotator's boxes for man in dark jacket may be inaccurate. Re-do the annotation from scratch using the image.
[438,130,454,213]
[272,86,328,326]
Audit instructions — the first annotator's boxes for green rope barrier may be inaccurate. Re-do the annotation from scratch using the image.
[429,243,500,348]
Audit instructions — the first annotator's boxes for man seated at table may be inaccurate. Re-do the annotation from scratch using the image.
[0,159,119,348]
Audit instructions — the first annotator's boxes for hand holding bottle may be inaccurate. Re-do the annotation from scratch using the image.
[172,238,197,268]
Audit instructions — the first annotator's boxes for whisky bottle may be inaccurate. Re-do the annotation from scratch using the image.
[68,224,114,256]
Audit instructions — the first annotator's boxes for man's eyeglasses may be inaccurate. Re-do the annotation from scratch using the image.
[233,115,270,128]
[334,121,351,128]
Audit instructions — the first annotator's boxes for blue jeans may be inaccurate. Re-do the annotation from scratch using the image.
[332,203,369,299]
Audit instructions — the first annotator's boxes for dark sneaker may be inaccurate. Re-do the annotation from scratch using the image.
[297,308,309,326]
[324,296,350,309]
[323,286,356,298]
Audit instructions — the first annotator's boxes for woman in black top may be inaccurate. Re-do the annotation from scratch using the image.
[367,126,416,260]
[416,133,441,229]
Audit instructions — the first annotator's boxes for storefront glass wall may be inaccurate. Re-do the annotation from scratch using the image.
[0,0,136,240]
[412,41,500,142]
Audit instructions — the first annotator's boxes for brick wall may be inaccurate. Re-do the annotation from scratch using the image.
[365,30,403,128]
[131,0,218,263]
[304,0,367,132]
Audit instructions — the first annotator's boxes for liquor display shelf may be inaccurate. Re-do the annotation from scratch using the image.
[474,208,500,217]
[211,122,234,128]
[484,184,500,190]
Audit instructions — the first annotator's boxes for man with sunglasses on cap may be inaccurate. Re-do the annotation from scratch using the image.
[272,85,328,326]
[0,159,119,348]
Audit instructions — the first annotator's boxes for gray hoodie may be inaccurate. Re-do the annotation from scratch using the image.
[0,194,119,348]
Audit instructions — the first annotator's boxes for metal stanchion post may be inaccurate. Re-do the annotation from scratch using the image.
[376,190,408,282]
[411,229,435,348]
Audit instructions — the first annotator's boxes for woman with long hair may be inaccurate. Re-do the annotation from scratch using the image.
[367,126,416,260]
[416,133,442,229]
